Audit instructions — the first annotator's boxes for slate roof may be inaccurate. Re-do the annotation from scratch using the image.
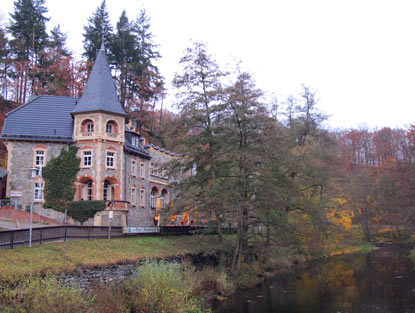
[72,43,126,116]
[124,129,151,159]
[0,96,77,142]
[145,143,180,157]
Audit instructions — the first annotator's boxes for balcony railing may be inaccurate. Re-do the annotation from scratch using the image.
[105,200,129,211]
[81,132,94,137]
[106,133,118,138]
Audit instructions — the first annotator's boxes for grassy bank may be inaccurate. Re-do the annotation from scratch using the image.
[0,235,233,282]
[0,235,375,312]
[1,260,229,313]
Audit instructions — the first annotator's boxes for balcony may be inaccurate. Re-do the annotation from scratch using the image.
[106,132,118,139]
[81,131,94,137]
[105,200,130,212]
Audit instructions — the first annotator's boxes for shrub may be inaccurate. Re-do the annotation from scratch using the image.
[67,200,106,223]
[1,276,92,313]
[235,262,261,288]
[194,267,235,299]
[123,259,205,313]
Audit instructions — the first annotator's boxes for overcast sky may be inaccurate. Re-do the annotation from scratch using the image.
[1,0,415,130]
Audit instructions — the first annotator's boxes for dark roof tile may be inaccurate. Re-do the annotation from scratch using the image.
[1,96,77,141]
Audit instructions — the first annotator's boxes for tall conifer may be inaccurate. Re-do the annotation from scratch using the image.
[82,0,113,61]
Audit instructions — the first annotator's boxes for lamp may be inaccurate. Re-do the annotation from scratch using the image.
[28,167,39,248]
[29,167,38,178]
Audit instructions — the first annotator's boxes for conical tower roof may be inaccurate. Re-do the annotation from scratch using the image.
[72,42,126,116]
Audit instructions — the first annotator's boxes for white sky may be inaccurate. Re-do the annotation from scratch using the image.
[1,0,415,130]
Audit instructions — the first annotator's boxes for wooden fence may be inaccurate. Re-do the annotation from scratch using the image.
[0,225,215,249]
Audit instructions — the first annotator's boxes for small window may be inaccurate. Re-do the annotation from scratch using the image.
[140,162,145,178]
[152,164,159,177]
[161,190,168,209]
[140,188,145,207]
[87,181,93,201]
[106,123,113,133]
[86,122,94,133]
[131,160,136,176]
[150,187,158,209]
[131,187,136,205]
[83,151,92,167]
[106,151,115,168]
[34,183,43,200]
[132,136,140,147]
[81,119,94,136]
[150,163,154,176]
[35,150,45,167]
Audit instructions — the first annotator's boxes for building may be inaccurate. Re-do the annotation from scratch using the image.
[0,43,179,227]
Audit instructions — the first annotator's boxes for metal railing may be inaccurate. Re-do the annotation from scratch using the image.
[0,225,230,249]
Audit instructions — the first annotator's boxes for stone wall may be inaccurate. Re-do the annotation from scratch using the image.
[6,141,69,209]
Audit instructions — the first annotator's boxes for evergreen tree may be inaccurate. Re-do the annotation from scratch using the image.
[0,26,12,99]
[8,0,49,60]
[127,9,163,130]
[110,10,136,106]
[82,0,113,61]
[48,25,70,56]
[8,0,49,103]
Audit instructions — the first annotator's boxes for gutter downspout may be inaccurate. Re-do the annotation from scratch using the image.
[124,148,128,227]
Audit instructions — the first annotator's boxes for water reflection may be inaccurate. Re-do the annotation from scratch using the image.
[213,247,415,313]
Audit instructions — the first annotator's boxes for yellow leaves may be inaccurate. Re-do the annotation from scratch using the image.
[326,208,353,231]
[333,197,347,205]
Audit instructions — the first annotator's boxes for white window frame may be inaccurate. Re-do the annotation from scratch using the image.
[106,122,113,133]
[150,163,154,176]
[83,150,92,167]
[133,136,139,147]
[35,150,45,167]
[162,167,169,179]
[150,193,156,209]
[131,160,136,177]
[34,182,43,201]
[106,151,115,168]
[86,122,94,133]
[140,162,145,178]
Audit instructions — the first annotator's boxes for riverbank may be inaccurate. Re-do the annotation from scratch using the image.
[0,235,234,283]
[0,235,374,312]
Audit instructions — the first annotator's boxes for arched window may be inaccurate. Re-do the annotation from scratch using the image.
[103,176,119,201]
[103,180,116,200]
[103,181,109,200]
[87,181,93,201]
[86,122,94,133]
[106,120,118,134]
[160,189,168,209]
[78,176,95,201]
[150,187,159,210]
[81,119,94,136]
[106,122,113,133]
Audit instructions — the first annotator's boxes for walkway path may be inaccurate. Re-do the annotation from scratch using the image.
[0,207,62,229]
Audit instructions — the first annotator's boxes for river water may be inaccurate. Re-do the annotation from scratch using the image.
[213,246,415,313]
